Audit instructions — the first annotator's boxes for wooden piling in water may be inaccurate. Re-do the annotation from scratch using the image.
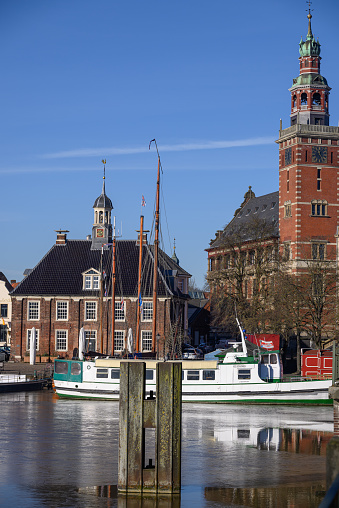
[118,361,182,495]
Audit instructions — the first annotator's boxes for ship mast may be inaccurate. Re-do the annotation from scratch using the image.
[136,214,144,353]
[150,139,161,353]
[111,216,116,355]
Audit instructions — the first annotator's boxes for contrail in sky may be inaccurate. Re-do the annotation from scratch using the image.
[40,136,275,159]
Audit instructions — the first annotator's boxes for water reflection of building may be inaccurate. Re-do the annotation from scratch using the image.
[214,426,332,456]
[205,483,326,508]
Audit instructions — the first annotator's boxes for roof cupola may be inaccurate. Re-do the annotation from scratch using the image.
[91,161,113,250]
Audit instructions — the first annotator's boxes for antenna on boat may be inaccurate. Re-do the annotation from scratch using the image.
[234,304,248,356]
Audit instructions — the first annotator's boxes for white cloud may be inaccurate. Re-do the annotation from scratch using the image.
[40,136,275,159]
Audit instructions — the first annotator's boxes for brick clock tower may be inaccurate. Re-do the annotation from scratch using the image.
[278,10,339,267]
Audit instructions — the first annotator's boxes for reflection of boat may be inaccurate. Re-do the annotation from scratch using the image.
[0,373,47,393]
[53,321,332,404]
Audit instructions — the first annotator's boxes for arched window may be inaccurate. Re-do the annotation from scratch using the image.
[293,95,297,108]
[301,93,308,105]
[312,92,321,105]
[99,211,103,223]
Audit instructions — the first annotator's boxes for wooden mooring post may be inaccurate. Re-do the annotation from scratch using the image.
[118,361,182,495]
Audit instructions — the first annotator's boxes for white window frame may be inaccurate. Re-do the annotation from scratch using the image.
[114,301,125,321]
[85,301,97,321]
[142,301,153,321]
[55,330,68,351]
[141,331,152,352]
[56,301,68,321]
[114,330,125,351]
[82,269,101,290]
[27,329,39,351]
[28,301,40,321]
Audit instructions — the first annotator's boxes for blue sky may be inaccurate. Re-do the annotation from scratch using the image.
[1,0,339,288]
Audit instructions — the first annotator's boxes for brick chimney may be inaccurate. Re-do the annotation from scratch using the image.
[55,229,69,245]
[136,230,149,245]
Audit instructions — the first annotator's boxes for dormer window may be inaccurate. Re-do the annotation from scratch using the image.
[271,202,276,209]
[83,269,101,290]
[262,204,267,212]
[245,209,251,216]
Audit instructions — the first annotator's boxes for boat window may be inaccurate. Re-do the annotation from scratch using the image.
[71,362,81,376]
[237,429,250,439]
[261,355,269,364]
[54,361,68,375]
[203,370,215,380]
[182,371,185,380]
[238,369,251,380]
[270,354,277,364]
[96,368,108,379]
[146,370,154,380]
[187,370,200,381]
[111,369,120,379]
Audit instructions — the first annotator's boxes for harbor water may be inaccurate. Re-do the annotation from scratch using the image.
[0,391,333,507]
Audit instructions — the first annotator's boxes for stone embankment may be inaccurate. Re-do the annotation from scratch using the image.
[1,360,54,378]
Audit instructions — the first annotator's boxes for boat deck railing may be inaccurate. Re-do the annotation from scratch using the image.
[0,374,27,384]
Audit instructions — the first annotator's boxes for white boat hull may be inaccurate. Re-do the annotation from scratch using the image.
[53,358,332,404]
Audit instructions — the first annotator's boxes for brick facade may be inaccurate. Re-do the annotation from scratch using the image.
[11,295,173,359]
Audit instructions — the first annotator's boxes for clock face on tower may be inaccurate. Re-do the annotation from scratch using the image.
[312,146,327,163]
[96,229,104,238]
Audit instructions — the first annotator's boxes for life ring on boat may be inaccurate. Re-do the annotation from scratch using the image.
[87,365,91,370]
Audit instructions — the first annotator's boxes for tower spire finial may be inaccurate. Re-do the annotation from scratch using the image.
[306,0,313,38]
[101,159,106,193]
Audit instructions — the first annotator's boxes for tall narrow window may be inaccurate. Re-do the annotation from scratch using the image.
[305,150,308,162]
[56,301,68,320]
[331,152,333,164]
[56,330,68,351]
[115,301,125,321]
[28,301,39,321]
[317,168,321,190]
[141,331,152,352]
[85,301,97,320]
[287,170,290,192]
[142,302,153,321]
[114,330,125,351]
[284,201,292,217]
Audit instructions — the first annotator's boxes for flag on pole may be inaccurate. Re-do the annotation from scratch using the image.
[1,318,5,326]
[141,195,146,207]
[139,294,142,308]
[120,298,124,311]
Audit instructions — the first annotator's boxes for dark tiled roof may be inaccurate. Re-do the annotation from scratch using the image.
[11,240,190,298]
[0,272,13,293]
[209,191,279,249]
